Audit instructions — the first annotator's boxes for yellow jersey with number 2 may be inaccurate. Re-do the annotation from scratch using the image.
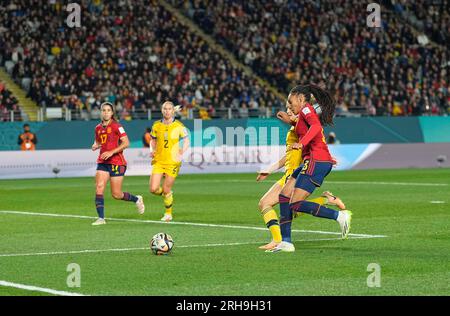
[150,119,188,166]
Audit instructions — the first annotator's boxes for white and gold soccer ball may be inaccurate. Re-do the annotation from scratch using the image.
[150,233,174,255]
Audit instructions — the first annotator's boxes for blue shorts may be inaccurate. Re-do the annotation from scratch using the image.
[291,159,332,194]
[96,163,127,177]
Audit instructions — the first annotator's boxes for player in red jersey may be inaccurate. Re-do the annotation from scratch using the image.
[269,85,352,253]
[91,102,145,225]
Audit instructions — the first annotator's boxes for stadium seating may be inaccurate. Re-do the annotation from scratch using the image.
[0,0,448,120]
[385,0,449,46]
[0,0,283,120]
[171,0,449,116]
[0,81,21,121]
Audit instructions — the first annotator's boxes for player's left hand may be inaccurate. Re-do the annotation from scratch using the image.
[256,172,269,182]
[276,111,290,124]
[101,151,114,160]
[332,156,338,167]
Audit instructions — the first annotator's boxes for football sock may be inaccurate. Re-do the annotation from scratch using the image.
[95,194,104,219]
[152,187,163,196]
[163,191,173,215]
[261,207,282,243]
[290,201,339,220]
[279,194,293,243]
[122,192,139,203]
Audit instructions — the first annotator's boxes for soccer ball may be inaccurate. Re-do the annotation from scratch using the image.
[150,233,174,255]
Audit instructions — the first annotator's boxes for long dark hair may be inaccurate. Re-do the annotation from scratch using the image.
[100,102,117,122]
[290,84,336,126]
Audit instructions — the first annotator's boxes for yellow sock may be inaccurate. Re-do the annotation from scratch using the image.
[153,187,163,196]
[294,197,328,218]
[163,192,173,215]
[261,207,282,243]
[309,196,327,205]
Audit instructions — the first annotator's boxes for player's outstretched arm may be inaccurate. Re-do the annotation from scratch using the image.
[257,155,286,181]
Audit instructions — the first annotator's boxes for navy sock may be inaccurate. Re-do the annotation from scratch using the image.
[279,194,293,242]
[95,194,104,219]
[290,200,339,220]
[122,192,138,203]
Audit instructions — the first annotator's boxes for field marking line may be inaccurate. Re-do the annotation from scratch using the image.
[2,180,448,190]
[175,179,449,186]
[0,280,86,296]
[430,201,445,204]
[0,210,387,238]
[0,236,382,258]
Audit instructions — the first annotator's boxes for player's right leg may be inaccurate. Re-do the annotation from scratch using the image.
[149,171,164,196]
[161,175,176,222]
[93,166,109,225]
[258,182,282,250]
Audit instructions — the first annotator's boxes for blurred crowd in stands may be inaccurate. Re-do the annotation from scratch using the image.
[0,0,449,121]
[172,0,449,117]
[0,0,283,120]
[0,81,21,121]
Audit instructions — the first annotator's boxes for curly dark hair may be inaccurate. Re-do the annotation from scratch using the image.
[290,84,336,126]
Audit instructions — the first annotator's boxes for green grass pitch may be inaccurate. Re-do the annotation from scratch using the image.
[0,169,449,296]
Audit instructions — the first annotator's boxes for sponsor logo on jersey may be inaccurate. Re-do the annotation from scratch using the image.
[302,107,311,115]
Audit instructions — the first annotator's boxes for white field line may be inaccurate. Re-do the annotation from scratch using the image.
[0,210,387,238]
[0,280,86,296]
[0,236,382,258]
[177,180,448,187]
[2,179,448,190]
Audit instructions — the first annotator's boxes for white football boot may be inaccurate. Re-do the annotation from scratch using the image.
[337,210,352,239]
[136,195,145,215]
[92,218,106,226]
[160,213,173,222]
[266,241,296,253]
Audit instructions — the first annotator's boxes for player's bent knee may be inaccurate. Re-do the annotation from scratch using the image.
[96,186,106,194]
[258,199,268,211]
[150,187,159,194]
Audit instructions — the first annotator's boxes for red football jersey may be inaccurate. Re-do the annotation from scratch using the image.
[295,103,332,162]
[95,120,128,165]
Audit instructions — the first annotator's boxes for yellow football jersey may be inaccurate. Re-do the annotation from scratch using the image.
[285,127,302,174]
[150,119,188,165]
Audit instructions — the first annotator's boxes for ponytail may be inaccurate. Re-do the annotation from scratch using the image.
[289,84,336,126]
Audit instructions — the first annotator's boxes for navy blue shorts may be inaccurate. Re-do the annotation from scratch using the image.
[291,159,333,194]
[96,163,127,177]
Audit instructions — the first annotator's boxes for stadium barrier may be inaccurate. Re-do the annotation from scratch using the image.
[0,116,444,151]
[2,143,449,180]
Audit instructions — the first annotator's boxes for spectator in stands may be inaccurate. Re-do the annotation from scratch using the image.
[172,0,449,117]
[0,0,282,120]
[327,132,340,145]
[142,127,152,148]
[18,123,38,150]
[0,81,21,121]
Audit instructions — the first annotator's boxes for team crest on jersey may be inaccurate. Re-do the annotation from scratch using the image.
[302,107,311,115]
[107,127,112,133]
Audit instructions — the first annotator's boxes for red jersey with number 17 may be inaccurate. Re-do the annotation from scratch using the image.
[295,103,332,162]
[95,120,127,165]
